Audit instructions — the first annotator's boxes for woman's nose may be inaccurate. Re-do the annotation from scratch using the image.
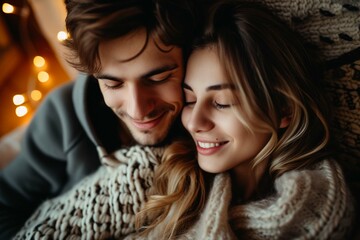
[183,104,214,133]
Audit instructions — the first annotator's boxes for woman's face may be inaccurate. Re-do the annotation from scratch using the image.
[181,47,271,174]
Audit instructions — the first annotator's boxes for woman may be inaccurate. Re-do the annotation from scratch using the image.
[135,1,354,239]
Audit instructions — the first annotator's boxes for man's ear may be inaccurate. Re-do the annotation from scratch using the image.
[279,115,291,128]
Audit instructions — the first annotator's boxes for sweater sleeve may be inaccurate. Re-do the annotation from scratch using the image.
[0,82,80,239]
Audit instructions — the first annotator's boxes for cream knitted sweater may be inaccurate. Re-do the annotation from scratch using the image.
[126,158,354,240]
[14,144,353,240]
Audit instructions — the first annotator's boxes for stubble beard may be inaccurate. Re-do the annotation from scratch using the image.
[115,106,176,146]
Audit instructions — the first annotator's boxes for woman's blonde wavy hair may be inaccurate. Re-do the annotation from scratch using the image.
[203,1,333,176]
[136,0,334,238]
[136,138,208,239]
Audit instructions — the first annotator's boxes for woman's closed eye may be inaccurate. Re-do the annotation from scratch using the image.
[183,89,196,106]
[214,101,231,109]
[184,100,196,106]
[184,96,196,107]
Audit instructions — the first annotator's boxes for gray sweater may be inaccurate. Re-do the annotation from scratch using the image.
[0,74,125,239]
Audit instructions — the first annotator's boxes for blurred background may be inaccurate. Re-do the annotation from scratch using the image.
[0,0,77,138]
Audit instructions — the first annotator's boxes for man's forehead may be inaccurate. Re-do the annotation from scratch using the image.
[96,51,183,81]
[99,28,177,63]
[95,63,180,81]
[99,29,147,62]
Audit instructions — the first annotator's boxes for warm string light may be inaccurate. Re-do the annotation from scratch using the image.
[57,31,69,41]
[15,106,28,117]
[5,2,70,117]
[12,56,47,117]
[31,90,42,101]
[33,55,45,67]
[2,2,29,17]
[2,3,15,14]
[13,94,26,106]
[37,71,49,83]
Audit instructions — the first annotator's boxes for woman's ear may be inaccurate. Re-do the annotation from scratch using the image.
[279,106,292,128]
[279,115,291,128]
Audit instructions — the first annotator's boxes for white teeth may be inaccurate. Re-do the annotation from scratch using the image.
[198,141,221,149]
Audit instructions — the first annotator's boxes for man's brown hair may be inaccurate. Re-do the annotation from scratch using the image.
[64,0,200,73]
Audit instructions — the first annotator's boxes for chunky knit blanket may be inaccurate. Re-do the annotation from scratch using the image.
[248,0,360,62]
[14,145,164,240]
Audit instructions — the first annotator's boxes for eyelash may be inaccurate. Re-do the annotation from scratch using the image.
[214,101,231,109]
[150,74,171,83]
[101,74,171,90]
[103,82,123,89]
[184,101,195,106]
[184,100,230,110]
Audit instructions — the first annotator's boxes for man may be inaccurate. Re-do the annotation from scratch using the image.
[0,0,199,238]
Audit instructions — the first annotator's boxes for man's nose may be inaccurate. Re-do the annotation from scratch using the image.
[126,84,155,120]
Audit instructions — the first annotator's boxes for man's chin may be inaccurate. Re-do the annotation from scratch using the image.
[121,113,176,146]
[132,131,167,146]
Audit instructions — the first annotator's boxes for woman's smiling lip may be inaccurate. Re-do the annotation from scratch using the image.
[196,140,228,155]
[132,113,165,130]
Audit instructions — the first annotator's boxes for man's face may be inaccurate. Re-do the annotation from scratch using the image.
[96,29,184,146]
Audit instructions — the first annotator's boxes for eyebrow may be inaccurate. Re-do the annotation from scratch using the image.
[94,64,178,81]
[183,83,235,91]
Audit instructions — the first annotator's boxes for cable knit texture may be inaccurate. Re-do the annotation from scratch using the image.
[229,159,354,239]
[13,145,164,240]
[248,0,360,61]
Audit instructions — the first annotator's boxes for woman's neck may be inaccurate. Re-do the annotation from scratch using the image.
[230,159,268,203]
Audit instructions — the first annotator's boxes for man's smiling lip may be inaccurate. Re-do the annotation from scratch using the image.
[131,113,165,130]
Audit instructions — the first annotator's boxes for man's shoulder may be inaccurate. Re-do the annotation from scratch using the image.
[39,74,97,115]
[46,74,90,103]
[27,75,93,145]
